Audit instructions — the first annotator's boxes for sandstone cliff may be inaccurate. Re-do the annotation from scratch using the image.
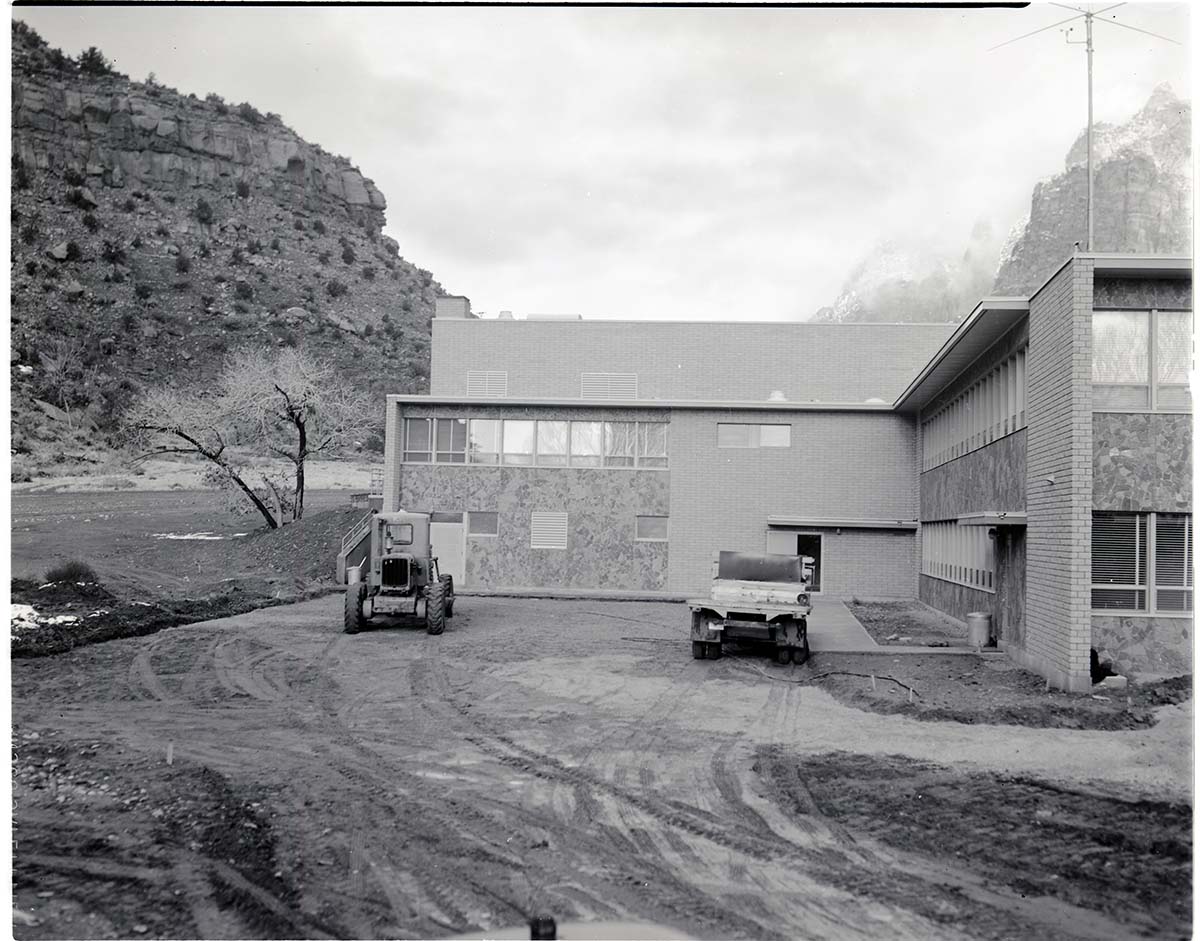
[10,22,444,479]
[994,84,1192,294]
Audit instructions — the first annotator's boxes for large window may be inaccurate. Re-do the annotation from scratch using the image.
[1093,511,1192,613]
[920,521,995,592]
[921,346,1027,471]
[405,417,669,468]
[717,423,792,449]
[1093,309,1192,411]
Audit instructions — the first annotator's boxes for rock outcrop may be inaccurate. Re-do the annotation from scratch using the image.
[995,84,1191,294]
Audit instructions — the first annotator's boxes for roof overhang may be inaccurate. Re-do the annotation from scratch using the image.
[387,395,895,412]
[1086,253,1192,279]
[956,512,1027,526]
[892,298,1029,414]
[767,516,918,531]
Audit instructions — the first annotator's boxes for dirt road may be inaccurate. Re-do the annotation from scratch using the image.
[12,597,1192,940]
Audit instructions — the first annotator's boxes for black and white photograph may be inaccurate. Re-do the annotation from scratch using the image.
[8,2,1193,938]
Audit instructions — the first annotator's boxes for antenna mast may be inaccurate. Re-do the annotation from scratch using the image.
[990,3,1180,252]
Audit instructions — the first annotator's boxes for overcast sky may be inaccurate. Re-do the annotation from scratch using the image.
[14,4,1191,321]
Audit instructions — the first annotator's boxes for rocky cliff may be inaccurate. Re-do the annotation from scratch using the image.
[10,21,444,479]
[995,84,1191,294]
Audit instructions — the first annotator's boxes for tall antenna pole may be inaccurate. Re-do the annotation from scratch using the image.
[989,3,1180,255]
[1085,10,1093,250]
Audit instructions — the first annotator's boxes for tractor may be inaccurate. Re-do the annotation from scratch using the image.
[342,510,455,635]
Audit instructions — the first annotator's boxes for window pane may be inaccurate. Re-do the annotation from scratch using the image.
[717,424,755,448]
[1156,589,1193,612]
[1092,512,1143,585]
[1093,311,1149,384]
[468,419,500,464]
[1093,385,1151,409]
[639,423,668,467]
[537,421,569,466]
[570,422,602,466]
[436,418,467,463]
[503,420,534,465]
[404,418,431,461]
[604,422,636,467]
[1155,514,1192,587]
[1157,311,1192,384]
[1092,588,1146,610]
[468,511,498,536]
[759,424,791,447]
[1157,385,1191,410]
[636,515,669,540]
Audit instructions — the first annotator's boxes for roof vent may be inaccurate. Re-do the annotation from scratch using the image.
[434,295,473,319]
[498,310,514,320]
[768,390,787,402]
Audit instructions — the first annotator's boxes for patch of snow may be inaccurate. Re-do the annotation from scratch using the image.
[151,532,230,541]
[11,604,81,635]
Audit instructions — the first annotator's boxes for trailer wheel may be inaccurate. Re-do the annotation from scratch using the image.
[691,641,706,660]
[774,647,792,665]
[343,583,368,635]
[706,642,722,660]
[440,574,455,618]
[425,580,447,635]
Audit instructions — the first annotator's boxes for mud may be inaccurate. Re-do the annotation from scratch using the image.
[11,596,1193,940]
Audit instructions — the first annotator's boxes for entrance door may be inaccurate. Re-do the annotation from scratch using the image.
[431,522,465,586]
[765,530,823,592]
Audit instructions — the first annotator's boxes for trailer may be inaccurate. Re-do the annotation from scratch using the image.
[688,551,814,665]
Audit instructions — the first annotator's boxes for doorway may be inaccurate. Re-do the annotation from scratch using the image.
[765,530,823,592]
[431,521,465,586]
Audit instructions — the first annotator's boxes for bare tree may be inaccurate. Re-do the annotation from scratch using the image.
[221,348,373,521]
[124,385,283,529]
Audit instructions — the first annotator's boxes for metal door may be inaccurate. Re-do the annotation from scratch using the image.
[431,522,465,586]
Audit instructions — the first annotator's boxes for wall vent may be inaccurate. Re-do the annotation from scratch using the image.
[467,371,508,397]
[581,373,638,400]
[530,512,569,550]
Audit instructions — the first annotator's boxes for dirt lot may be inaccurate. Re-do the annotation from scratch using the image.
[12,596,1192,940]
[847,601,969,646]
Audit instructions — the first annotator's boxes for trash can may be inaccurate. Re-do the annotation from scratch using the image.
[967,612,992,648]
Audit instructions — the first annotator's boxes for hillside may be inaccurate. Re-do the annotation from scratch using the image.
[10,21,445,480]
[995,84,1191,294]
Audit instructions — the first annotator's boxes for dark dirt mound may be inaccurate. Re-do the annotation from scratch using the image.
[755,749,1192,939]
[12,579,118,606]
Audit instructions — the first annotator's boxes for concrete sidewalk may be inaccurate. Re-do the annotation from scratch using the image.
[807,596,879,651]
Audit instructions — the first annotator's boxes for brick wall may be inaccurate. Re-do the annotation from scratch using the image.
[1021,257,1094,691]
[431,320,952,404]
[667,408,918,596]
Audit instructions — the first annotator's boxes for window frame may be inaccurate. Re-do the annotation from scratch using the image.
[919,520,996,594]
[435,417,467,464]
[1092,308,1193,414]
[403,417,433,463]
[634,515,669,542]
[716,423,793,449]
[1091,511,1193,616]
[467,511,499,537]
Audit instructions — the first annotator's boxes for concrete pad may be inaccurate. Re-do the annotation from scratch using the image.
[808,597,879,651]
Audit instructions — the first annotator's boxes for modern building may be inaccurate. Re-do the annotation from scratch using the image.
[380,253,1193,689]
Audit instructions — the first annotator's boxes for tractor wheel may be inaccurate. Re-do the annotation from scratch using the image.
[707,642,723,660]
[425,580,447,635]
[343,583,368,635]
[775,647,792,665]
[440,574,455,618]
[691,641,706,660]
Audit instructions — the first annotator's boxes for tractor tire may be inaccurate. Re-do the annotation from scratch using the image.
[440,574,455,618]
[691,641,706,660]
[775,647,792,665]
[425,581,447,635]
[343,583,368,635]
[707,642,722,660]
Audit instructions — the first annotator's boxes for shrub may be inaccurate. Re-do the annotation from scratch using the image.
[78,46,115,76]
[67,188,87,208]
[20,218,40,244]
[135,283,152,300]
[13,155,29,190]
[65,241,81,262]
[131,234,143,249]
[120,311,137,331]
[111,268,126,284]
[230,247,245,265]
[270,237,281,251]
[318,251,330,265]
[175,254,191,273]
[194,198,214,225]
[341,245,355,265]
[155,223,169,237]
[237,102,264,126]
[82,212,99,232]
[214,273,227,284]
[63,167,86,187]
[45,559,97,583]
[123,198,136,213]
[326,279,347,298]
[234,301,249,314]
[201,294,214,308]
[247,239,263,255]
[101,241,126,264]
[361,265,375,280]
[198,242,211,258]
[205,92,228,114]
[236,180,250,198]
[363,323,374,337]
[235,281,254,300]
[313,220,326,235]
[293,218,305,231]
[163,193,176,204]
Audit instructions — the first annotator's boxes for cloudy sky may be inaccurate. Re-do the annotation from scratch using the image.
[14,3,1190,320]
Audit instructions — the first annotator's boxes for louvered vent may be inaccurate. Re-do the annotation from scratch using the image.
[580,373,638,400]
[467,371,508,397]
[530,512,568,549]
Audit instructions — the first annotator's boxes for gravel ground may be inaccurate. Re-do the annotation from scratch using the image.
[11,595,1192,940]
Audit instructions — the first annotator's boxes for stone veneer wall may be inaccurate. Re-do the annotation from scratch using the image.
[918,576,993,626]
[1092,616,1191,676]
[1021,257,1094,691]
[1093,413,1192,512]
[920,431,1026,520]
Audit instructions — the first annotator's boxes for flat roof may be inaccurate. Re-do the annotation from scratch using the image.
[767,516,918,530]
[387,395,896,412]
